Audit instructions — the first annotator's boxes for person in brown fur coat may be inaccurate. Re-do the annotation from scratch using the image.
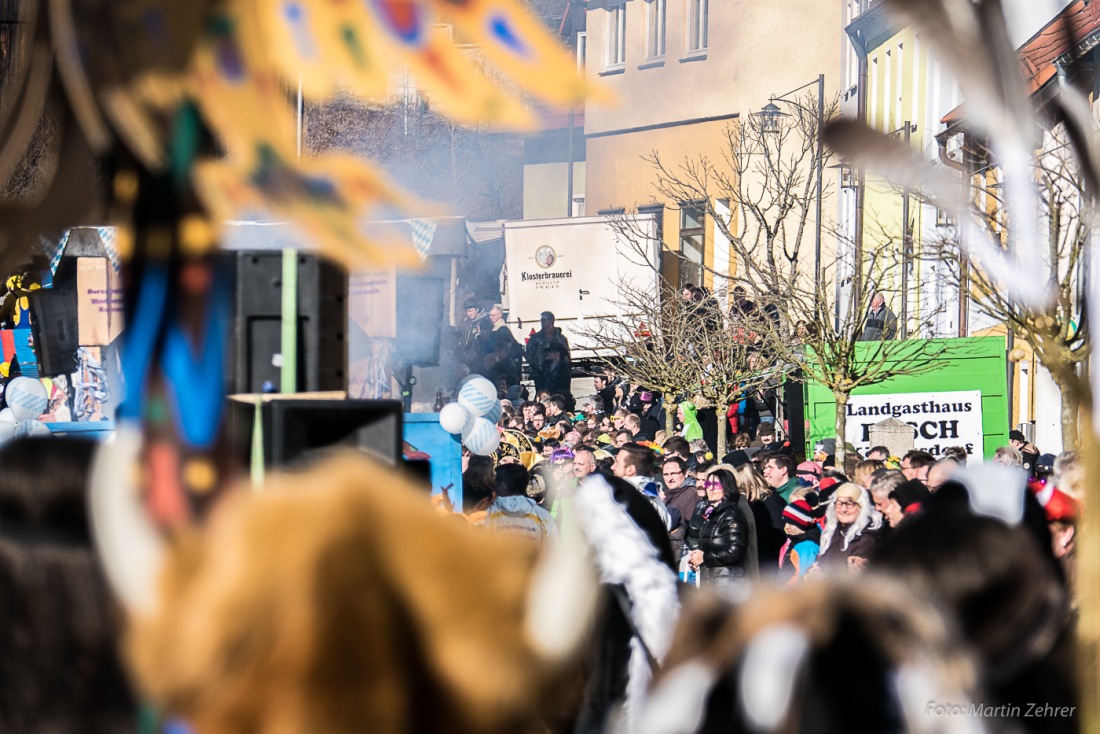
[99,449,596,734]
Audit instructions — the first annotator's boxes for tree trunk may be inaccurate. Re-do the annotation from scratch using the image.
[834,390,849,466]
[665,400,675,437]
[1074,403,1100,730]
[717,401,728,459]
[1061,384,1081,452]
[1049,368,1081,452]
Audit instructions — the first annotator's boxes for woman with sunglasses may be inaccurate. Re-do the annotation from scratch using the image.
[813,482,884,573]
[685,469,757,586]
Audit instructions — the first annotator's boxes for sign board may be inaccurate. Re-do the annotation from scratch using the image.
[77,258,124,346]
[348,266,397,339]
[803,337,1009,461]
[844,390,984,462]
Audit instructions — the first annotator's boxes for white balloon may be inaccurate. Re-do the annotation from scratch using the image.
[0,421,15,442]
[482,399,502,424]
[7,376,48,421]
[14,419,50,437]
[463,417,501,456]
[458,377,499,418]
[0,407,17,424]
[438,402,474,435]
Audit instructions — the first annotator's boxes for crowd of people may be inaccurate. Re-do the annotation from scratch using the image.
[0,387,1084,732]
[447,370,1082,730]
[457,373,1081,594]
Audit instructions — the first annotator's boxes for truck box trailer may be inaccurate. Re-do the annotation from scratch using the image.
[503,214,659,362]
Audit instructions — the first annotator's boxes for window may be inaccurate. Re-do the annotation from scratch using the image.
[576,32,587,70]
[646,0,666,59]
[883,49,892,131]
[687,0,708,53]
[607,3,626,68]
[679,202,706,287]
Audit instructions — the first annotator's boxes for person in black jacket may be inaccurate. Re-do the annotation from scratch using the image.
[734,463,787,575]
[686,468,752,585]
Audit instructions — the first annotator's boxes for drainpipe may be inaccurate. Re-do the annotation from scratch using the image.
[842,24,870,330]
[567,106,575,217]
[852,54,867,315]
[899,121,912,336]
[935,126,971,336]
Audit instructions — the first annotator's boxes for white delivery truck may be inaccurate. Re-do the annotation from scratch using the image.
[503,214,660,362]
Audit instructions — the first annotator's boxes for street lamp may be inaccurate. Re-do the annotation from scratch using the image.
[751,74,826,306]
[754,102,787,133]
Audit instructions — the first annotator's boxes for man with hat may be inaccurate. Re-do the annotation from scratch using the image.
[750,423,776,449]
[638,390,664,440]
[1008,430,1040,476]
[458,297,488,370]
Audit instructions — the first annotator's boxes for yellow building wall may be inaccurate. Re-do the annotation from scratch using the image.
[586,118,737,290]
[523,161,586,220]
[582,0,844,291]
[862,27,936,323]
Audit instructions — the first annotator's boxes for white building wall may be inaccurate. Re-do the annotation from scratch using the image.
[1029,362,1065,452]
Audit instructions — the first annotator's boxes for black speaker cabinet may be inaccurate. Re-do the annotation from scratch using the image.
[229,251,347,394]
[226,397,404,469]
[28,259,80,377]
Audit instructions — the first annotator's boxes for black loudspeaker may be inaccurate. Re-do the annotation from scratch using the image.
[784,373,807,460]
[226,397,403,469]
[393,275,444,367]
[28,259,80,377]
[230,252,348,394]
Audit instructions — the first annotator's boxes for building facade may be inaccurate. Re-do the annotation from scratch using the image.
[580,0,844,289]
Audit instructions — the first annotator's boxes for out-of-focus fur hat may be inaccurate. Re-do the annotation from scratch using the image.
[94,446,596,734]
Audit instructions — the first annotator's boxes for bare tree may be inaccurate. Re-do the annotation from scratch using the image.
[578,260,778,457]
[576,221,783,455]
[925,124,1090,449]
[752,235,952,464]
[624,88,951,462]
[645,91,837,308]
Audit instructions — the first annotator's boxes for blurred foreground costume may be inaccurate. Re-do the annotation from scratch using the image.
[2,0,595,535]
[0,436,136,733]
[100,451,597,734]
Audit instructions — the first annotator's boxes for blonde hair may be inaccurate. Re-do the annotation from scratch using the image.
[853,459,885,487]
[733,464,772,503]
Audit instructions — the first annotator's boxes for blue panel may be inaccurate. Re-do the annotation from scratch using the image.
[404,413,464,511]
